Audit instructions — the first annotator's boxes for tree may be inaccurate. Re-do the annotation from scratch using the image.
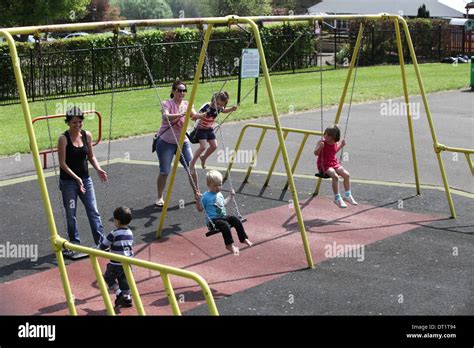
[202,0,272,17]
[417,4,430,18]
[0,0,89,27]
[166,0,202,18]
[112,0,173,20]
[82,0,122,22]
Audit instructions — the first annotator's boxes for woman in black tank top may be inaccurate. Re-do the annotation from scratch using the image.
[58,107,108,252]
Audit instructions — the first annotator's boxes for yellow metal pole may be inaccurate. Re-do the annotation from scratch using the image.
[90,255,115,315]
[54,247,77,315]
[465,154,474,176]
[436,144,474,154]
[63,241,219,315]
[243,18,314,268]
[264,131,289,186]
[284,133,310,190]
[122,263,146,315]
[314,177,323,195]
[4,15,402,37]
[156,24,214,237]
[393,19,421,195]
[162,273,182,315]
[0,30,77,315]
[399,18,457,218]
[244,128,267,183]
[198,280,219,315]
[334,23,365,125]
[224,125,249,182]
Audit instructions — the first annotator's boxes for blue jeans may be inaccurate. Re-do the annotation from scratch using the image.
[60,177,104,245]
[156,138,193,175]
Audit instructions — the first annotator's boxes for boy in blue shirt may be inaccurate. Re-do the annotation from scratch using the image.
[98,206,134,308]
[196,170,252,255]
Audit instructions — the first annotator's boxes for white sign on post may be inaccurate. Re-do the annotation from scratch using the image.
[241,49,260,78]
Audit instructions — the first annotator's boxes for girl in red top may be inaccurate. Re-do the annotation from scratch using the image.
[314,125,357,208]
[189,91,237,172]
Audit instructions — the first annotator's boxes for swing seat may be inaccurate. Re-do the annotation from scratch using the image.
[205,216,247,237]
[205,228,221,237]
[315,171,331,179]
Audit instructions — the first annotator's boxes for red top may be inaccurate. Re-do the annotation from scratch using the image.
[317,141,341,172]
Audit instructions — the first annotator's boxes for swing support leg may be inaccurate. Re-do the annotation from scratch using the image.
[0,29,77,315]
[247,19,314,269]
[156,24,214,238]
[394,19,421,196]
[399,18,456,218]
[314,177,323,196]
[334,23,365,125]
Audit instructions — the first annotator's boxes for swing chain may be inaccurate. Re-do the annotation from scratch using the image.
[207,24,307,218]
[214,28,306,131]
[103,28,119,206]
[339,26,365,162]
[34,33,69,237]
[132,25,219,231]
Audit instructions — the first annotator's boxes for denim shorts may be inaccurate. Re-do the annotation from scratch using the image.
[196,128,216,141]
[156,138,193,175]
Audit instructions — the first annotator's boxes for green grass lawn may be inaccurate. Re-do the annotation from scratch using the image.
[0,62,469,156]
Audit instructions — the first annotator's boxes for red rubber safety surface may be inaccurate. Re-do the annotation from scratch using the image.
[0,196,439,315]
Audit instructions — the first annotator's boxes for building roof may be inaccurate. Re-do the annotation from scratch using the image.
[308,0,469,18]
[449,18,471,25]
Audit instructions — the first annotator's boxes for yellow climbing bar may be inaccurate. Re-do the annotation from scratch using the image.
[225,123,323,186]
[435,144,474,176]
[61,239,219,315]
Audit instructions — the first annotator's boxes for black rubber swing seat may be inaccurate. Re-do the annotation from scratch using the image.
[315,171,331,179]
[205,216,247,237]
[205,229,221,237]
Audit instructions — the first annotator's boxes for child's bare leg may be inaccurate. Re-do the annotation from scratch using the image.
[337,167,357,205]
[336,167,350,192]
[326,168,339,195]
[225,244,239,256]
[189,140,207,171]
[328,168,347,208]
[200,139,217,168]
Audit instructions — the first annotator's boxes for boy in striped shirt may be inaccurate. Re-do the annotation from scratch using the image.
[99,206,134,308]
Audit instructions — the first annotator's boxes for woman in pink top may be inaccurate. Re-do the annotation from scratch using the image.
[155,80,199,207]
[314,125,357,208]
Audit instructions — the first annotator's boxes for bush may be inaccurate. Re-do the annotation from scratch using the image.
[347,18,450,66]
[0,22,317,102]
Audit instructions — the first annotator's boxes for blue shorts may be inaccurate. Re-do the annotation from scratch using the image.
[196,128,216,141]
[156,138,193,175]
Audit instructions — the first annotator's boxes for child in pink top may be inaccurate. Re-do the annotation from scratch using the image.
[314,125,358,208]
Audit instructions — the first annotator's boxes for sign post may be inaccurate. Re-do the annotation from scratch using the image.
[237,48,260,104]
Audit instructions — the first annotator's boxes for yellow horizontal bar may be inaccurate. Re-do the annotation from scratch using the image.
[2,14,399,36]
[242,123,324,137]
[436,144,474,155]
[57,237,218,315]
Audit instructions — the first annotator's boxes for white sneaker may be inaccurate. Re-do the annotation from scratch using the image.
[344,195,358,205]
[334,198,347,208]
